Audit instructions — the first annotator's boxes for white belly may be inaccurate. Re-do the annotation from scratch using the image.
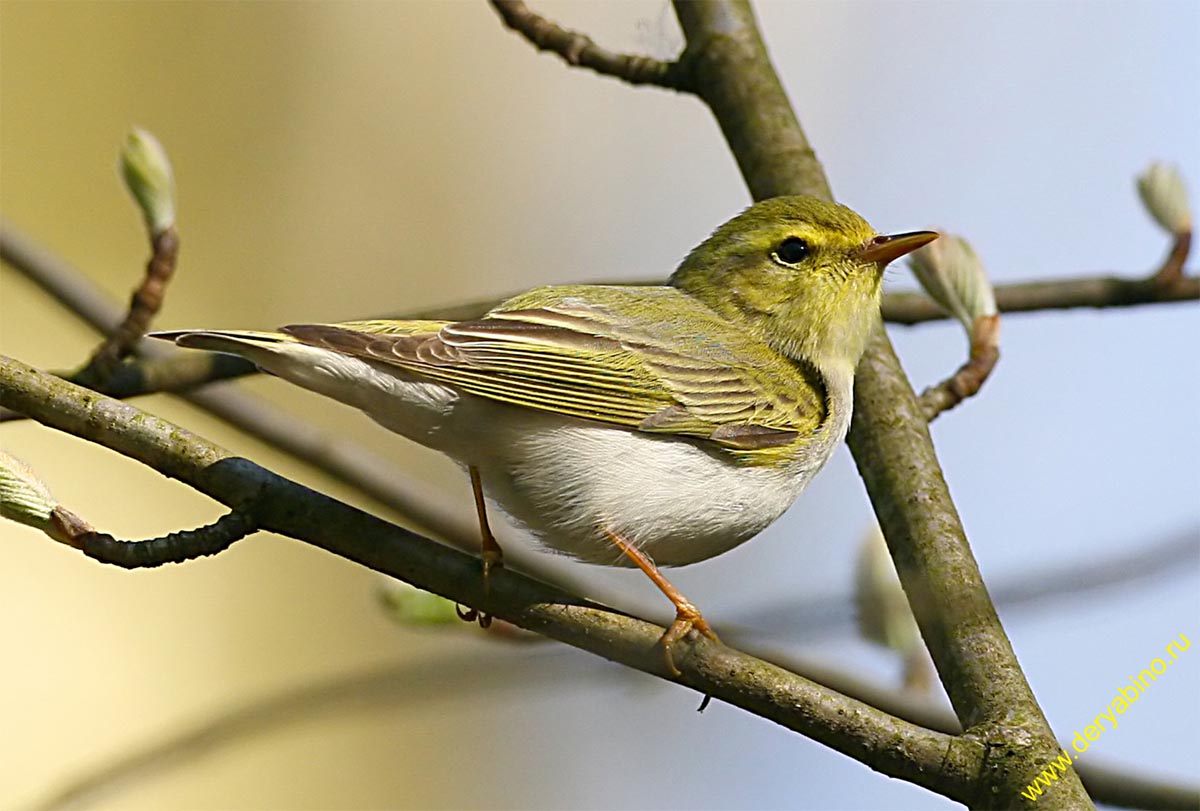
[468,408,810,566]
[255,345,832,567]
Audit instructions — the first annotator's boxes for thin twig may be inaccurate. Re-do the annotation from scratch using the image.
[920,314,1000,420]
[19,265,1195,400]
[53,508,258,568]
[489,0,689,89]
[73,226,180,387]
[731,526,1200,643]
[0,356,983,803]
[1153,230,1192,286]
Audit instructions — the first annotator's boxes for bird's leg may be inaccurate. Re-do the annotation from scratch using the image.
[601,528,720,677]
[454,466,501,629]
[469,466,504,583]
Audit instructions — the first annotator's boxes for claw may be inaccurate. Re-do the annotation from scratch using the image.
[454,602,493,629]
[659,599,721,677]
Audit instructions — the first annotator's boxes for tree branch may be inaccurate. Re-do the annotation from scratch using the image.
[882,271,1198,324]
[489,0,689,89]
[0,355,981,802]
[670,0,1090,806]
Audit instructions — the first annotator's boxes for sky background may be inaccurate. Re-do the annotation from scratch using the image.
[1,1,1197,809]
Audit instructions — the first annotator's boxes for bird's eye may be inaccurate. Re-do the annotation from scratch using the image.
[771,237,810,266]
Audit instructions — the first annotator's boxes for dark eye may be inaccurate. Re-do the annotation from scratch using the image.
[772,237,809,266]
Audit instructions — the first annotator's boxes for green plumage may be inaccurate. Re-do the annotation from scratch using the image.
[285,284,828,466]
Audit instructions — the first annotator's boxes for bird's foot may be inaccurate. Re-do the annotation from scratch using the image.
[599,527,721,677]
[660,598,721,677]
[455,602,493,629]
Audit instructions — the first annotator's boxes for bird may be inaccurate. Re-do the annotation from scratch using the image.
[154,195,936,674]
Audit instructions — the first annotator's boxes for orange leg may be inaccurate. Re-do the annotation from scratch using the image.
[454,466,503,629]
[602,528,720,677]
[470,466,504,584]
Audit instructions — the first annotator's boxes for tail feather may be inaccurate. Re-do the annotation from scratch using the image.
[146,328,309,374]
[148,329,299,365]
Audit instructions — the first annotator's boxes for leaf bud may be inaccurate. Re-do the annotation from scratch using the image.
[1,449,59,537]
[120,126,176,235]
[908,232,997,332]
[377,579,462,626]
[854,525,920,656]
[1137,162,1192,236]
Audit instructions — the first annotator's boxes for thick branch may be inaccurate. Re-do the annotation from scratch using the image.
[489,0,688,89]
[671,1,1090,806]
[848,332,1083,794]
[0,355,978,801]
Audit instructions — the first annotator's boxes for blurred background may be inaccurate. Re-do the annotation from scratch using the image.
[1,1,1197,809]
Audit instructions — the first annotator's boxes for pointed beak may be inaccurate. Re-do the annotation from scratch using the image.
[858,230,939,266]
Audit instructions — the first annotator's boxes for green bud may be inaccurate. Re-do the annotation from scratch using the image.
[120,126,176,235]
[378,579,462,626]
[1137,162,1192,235]
[908,233,996,332]
[854,525,920,656]
[0,449,58,534]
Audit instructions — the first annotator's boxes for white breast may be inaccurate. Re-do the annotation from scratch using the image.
[442,393,851,567]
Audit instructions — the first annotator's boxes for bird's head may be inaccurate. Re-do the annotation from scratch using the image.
[670,196,936,377]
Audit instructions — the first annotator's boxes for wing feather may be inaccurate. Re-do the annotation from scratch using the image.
[282,287,827,459]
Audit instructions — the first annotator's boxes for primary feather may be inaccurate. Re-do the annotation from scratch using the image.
[279,285,828,465]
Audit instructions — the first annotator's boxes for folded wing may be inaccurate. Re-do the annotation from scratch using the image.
[282,286,826,460]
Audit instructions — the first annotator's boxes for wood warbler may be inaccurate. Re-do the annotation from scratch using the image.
[155,196,935,672]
